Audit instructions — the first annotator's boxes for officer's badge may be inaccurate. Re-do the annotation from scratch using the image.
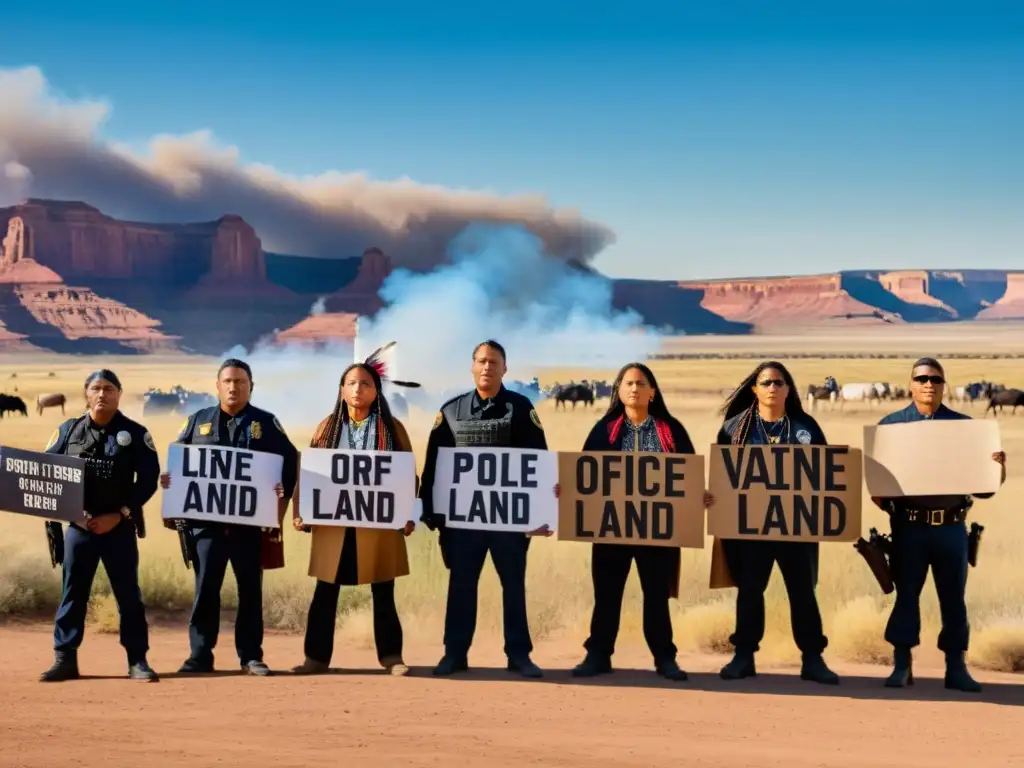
[143,431,156,451]
[176,418,189,440]
[432,412,443,431]
[273,416,286,435]
[198,423,212,436]
[45,428,59,451]
[116,430,132,446]
[250,421,263,440]
[530,409,543,429]
[796,429,812,445]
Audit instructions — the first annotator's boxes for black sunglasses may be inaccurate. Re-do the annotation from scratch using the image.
[912,375,945,385]
[757,378,786,389]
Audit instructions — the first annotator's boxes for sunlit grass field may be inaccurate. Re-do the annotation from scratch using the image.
[1,350,1022,672]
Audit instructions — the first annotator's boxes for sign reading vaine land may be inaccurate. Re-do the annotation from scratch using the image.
[707,444,863,542]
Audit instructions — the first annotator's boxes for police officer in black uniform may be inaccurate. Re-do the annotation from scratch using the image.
[419,340,550,678]
[873,357,1006,692]
[40,369,160,682]
[161,358,298,676]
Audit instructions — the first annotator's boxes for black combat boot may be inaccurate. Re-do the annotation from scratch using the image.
[800,653,840,685]
[884,646,913,688]
[719,651,756,680]
[655,657,689,682]
[507,655,543,679]
[128,659,159,681]
[944,652,982,692]
[571,653,612,678]
[39,651,79,682]
[432,655,469,676]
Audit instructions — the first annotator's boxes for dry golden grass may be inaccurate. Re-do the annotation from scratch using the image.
[0,346,1022,672]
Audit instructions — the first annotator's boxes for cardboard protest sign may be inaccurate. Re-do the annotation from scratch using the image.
[0,445,86,523]
[556,451,705,548]
[299,448,417,528]
[707,444,862,542]
[433,447,557,532]
[161,443,283,528]
[863,420,1002,497]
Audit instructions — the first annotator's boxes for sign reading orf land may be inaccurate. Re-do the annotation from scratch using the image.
[0,445,86,523]
[557,451,706,548]
[299,448,418,528]
[433,447,558,533]
[161,443,283,528]
[707,444,863,542]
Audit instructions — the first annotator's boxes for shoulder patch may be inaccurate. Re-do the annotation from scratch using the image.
[272,416,285,434]
[432,411,444,430]
[176,417,189,439]
[45,428,59,451]
[530,409,543,429]
[795,429,812,445]
[143,431,156,451]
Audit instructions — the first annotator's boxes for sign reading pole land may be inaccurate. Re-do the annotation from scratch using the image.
[707,444,863,542]
[299,448,418,528]
[161,443,284,528]
[557,451,706,548]
[0,445,86,523]
[433,447,558,533]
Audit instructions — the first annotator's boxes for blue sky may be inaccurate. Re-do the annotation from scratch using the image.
[2,2,1022,280]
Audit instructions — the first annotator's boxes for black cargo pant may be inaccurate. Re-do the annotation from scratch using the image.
[187,524,264,666]
[885,518,969,653]
[53,519,149,664]
[442,527,532,660]
[303,528,404,666]
[722,539,828,655]
[584,543,677,663]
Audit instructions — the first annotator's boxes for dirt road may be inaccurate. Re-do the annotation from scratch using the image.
[0,624,1021,767]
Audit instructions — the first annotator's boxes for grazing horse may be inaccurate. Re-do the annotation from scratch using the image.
[36,392,65,415]
[0,393,28,417]
[986,388,1024,416]
[554,383,595,410]
[805,376,839,411]
[838,382,888,408]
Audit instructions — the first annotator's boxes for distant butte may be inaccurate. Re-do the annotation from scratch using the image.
[0,198,1021,355]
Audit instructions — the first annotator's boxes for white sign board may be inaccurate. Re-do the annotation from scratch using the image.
[862,419,1003,497]
[161,443,284,528]
[299,448,418,529]
[432,447,558,532]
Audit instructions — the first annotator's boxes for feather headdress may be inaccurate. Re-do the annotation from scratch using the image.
[364,341,421,388]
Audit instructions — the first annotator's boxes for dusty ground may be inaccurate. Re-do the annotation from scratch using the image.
[0,623,1021,767]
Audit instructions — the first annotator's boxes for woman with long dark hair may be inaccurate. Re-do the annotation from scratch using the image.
[565,362,694,681]
[706,360,839,685]
[291,356,419,676]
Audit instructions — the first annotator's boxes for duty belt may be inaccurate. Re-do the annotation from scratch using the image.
[897,507,968,526]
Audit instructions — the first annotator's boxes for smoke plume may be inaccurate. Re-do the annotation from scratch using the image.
[0,66,614,267]
[231,224,660,430]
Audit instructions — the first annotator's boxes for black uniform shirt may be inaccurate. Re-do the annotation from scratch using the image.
[419,385,547,523]
[45,410,160,518]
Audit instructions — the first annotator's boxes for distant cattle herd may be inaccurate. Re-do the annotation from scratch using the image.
[0,371,1022,422]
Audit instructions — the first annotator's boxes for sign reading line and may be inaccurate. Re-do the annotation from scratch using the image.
[161,444,283,528]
